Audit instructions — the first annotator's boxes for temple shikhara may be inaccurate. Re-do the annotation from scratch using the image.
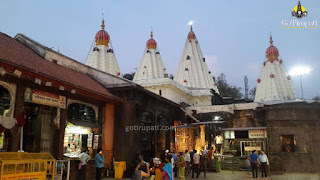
[133,25,218,106]
[0,17,319,179]
[85,19,121,76]
[254,35,297,102]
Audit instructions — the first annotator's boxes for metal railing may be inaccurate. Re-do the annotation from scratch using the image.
[55,160,70,180]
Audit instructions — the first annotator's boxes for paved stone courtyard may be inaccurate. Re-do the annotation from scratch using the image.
[102,170,320,180]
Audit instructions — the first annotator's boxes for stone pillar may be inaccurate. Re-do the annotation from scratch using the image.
[102,103,115,167]
[57,109,67,159]
[200,125,206,148]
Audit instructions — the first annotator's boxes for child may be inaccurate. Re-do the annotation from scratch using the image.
[246,156,251,177]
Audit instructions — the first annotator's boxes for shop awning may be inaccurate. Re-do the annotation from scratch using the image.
[176,121,225,129]
[220,127,267,131]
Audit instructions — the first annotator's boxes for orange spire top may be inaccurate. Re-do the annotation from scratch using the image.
[95,17,110,46]
[146,29,157,49]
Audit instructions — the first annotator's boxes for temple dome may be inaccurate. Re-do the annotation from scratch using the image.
[187,30,196,40]
[95,19,110,46]
[146,31,157,49]
[266,35,279,61]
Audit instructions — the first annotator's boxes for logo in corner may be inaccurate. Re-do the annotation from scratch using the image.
[291,1,308,19]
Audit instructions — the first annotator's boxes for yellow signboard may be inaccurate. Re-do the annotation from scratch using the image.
[2,172,46,180]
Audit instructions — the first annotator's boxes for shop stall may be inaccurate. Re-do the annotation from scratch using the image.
[219,127,267,170]
[63,122,99,158]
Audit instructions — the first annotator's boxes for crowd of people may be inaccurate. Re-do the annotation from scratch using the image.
[132,147,222,180]
[75,147,269,180]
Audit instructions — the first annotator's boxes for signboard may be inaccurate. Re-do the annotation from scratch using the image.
[224,131,235,139]
[2,172,46,180]
[249,130,266,139]
[244,146,261,151]
[25,88,66,109]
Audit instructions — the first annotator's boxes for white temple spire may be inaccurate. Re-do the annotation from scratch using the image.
[174,25,219,93]
[85,18,121,76]
[254,35,297,102]
[133,30,167,81]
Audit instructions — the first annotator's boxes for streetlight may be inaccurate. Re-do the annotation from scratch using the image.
[289,66,311,100]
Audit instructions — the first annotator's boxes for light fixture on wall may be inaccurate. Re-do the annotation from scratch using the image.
[45,82,52,87]
[13,69,22,77]
[34,78,41,85]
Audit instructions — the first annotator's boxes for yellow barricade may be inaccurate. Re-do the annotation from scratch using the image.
[0,152,55,180]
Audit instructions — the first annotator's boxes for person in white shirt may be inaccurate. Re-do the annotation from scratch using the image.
[258,151,269,178]
[79,149,90,180]
[192,150,200,178]
[184,150,191,176]
[215,135,223,153]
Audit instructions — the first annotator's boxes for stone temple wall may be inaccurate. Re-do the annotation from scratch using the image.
[255,102,320,173]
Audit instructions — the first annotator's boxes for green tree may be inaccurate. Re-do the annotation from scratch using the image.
[216,73,243,99]
[313,95,320,100]
[123,72,135,81]
[249,87,256,100]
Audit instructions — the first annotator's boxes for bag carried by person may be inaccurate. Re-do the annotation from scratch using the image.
[78,162,82,170]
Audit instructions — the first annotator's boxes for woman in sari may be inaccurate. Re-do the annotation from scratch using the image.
[162,154,173,180]
[178,152,186,180]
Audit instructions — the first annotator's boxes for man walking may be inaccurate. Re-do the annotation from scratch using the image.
[184,150,191,176]
[259,151,269,178]
[250,150,259,178]
[79,149,90,180]
[191,150,200,178]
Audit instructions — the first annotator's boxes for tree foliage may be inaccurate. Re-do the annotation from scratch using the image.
[249,87,256,100]
[123,72,135,81]
[313,95,320,100]
[216,73,243,99]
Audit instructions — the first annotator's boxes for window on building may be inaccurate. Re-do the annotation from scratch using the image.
[185,68,189,71]
[93,47,99,51]
[156,52,160,54]
[146,50,151,53]
[159,90,162,96]
[186,55,190,60]
[203,58,205,62]
[281,135,295,152]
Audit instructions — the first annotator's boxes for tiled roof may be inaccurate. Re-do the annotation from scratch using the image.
[0,32,120,103]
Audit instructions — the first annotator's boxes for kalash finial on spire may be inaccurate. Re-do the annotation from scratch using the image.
[150,27,153,39]
[146,27,157,49]
[187,21,196,40]
[269,32,273,45]
[188,21,194,31]
[101,13,105,30]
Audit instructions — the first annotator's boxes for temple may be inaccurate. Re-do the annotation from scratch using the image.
[133,27,218,106]
[174,25,219,93]
[254,35,297,102]
[85,18,121,76]
[133,30,167,81]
